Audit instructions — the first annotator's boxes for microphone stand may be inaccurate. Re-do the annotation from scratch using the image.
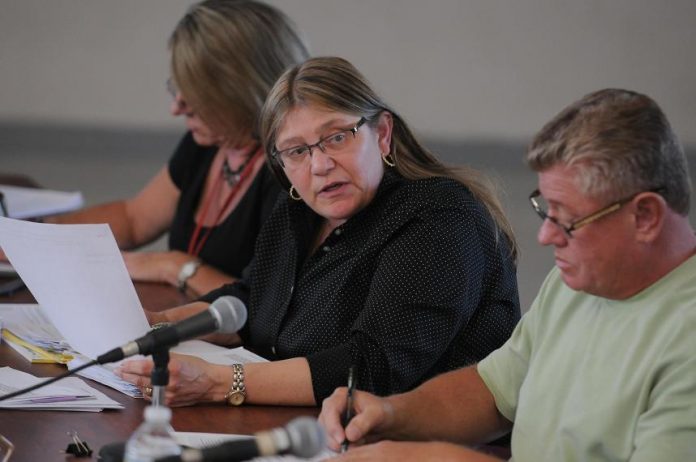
[151,346,170,407]
[96,346,174,461]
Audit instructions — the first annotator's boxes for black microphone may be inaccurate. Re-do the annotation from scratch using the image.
[156,417,325,462]
[96,296,247,364]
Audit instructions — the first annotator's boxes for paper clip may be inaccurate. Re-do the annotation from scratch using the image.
[63,431,92,457]
[0,434,14,462]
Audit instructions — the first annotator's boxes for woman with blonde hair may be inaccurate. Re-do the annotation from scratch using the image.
[118,57,520,408]
[44,0,309,296]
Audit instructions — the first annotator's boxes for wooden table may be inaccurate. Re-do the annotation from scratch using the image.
[0,283,318,461]
[0,172,318,460]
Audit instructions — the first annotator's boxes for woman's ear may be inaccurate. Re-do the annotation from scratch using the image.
[375,112,393,155]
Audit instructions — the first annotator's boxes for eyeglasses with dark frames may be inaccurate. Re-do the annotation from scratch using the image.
[272,118,367,170]
[529,187,664,237]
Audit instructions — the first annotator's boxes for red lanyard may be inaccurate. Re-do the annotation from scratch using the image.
[187,148,262,257]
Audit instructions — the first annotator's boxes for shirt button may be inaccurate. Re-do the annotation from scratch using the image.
[322,245,331,252]
[334,229,342,236]
[271,346,276,355]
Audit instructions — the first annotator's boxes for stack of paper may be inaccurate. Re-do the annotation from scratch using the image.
[0,367,123,412]
[0,184,83,219]
[0,219,267,402]
[0,304,141,397]
[2,328,74,364]
[0,303,75,364]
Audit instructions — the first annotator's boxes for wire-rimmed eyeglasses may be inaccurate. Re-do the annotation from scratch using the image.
[272,118,367,170]
[529,187,664,237]
[166,78,188,112]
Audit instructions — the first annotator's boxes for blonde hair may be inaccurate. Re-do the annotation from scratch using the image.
[527,89,690,215]
[169,0,310,142]
[260,57,517,259]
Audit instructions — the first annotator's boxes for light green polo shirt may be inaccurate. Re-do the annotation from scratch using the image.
[478,255,696,461]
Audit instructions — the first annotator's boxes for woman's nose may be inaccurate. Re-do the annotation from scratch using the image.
[309,146,335,175]
[170,93,187,116]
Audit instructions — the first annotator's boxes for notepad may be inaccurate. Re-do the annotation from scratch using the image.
[0,367,124,411]
[0,184,83,219]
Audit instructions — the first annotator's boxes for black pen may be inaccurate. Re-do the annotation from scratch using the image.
[341,365,357,453]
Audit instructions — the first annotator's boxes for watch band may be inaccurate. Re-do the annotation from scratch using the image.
[225,363,247,406]
[177,259,201,292]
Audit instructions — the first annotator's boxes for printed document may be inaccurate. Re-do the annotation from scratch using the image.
[0,217,150,360]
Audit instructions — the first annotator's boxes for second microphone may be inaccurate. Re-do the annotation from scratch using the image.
[97,296,247,365]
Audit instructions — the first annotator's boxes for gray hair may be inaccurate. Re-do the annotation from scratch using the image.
[527,88,690,215]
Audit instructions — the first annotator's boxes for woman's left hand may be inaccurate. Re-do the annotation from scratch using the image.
[114,352,229,407]
[122,250,190,287]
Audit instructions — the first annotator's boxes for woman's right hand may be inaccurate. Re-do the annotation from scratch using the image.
[115,352,231,407]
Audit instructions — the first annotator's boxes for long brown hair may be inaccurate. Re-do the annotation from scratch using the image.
[169,0,310,143]
[260,57,517,259]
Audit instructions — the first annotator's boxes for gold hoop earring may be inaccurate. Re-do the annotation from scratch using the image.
[289,185,302,201]
[382,152,395,167]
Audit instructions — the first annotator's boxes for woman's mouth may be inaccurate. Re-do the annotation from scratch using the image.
[319,182,346,195]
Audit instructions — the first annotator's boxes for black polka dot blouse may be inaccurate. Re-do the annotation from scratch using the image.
[201,169,520,402]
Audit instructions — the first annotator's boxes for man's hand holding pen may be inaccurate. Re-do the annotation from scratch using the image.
[318,383,396,453]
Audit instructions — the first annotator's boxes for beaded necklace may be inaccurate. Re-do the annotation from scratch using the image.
[187,147,262,257]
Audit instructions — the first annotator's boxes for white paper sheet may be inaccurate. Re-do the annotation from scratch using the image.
[173,432,335,461]
[0,218,150,360]
[0,184,84,219]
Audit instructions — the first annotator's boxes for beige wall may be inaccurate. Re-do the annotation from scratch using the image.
[1,0,695,144]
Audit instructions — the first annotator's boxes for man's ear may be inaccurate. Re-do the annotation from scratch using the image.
[633,193,666,243]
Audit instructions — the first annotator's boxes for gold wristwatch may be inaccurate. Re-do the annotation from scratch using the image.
[225,364,247,406]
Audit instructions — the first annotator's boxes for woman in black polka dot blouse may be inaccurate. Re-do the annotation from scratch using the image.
[117,57,520,407]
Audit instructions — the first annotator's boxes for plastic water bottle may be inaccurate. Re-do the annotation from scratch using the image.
[124,405,182,462]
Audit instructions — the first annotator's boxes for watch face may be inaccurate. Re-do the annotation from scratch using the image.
[227,391,246,406]
[182,262,196,277]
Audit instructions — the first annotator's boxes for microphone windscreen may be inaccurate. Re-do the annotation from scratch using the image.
[286,417,326,458]
[209,296,248,333]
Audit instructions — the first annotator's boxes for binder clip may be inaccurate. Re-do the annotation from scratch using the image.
[63,431,92,457]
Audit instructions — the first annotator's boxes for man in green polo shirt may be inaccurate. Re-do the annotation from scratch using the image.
[319,89,696,461]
